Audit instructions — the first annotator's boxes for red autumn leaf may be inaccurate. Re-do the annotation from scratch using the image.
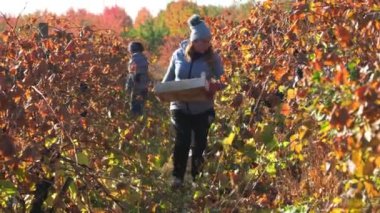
[265,93,282,108]
[330,105,352,129]
[65,40,76,52]
[312,61,323,71]
[248,84,263,99]
[220,75,228,84]
[315,49,323,61]
[0,72,6,91]
[36,100,50,119]
[20,40,34,50]
[80,117,88,129]
[324,53,340,66]
[286,31,298,41]
[355,85,377,103]
[356,86,368,102]
[0,133,16,157]
[280,103,291,116]
[334,63,349,85]
[0,91,9,111]
[34,60,48,77]
[273,67,287,82]
[334,25,352,47]
[42,39,55,50]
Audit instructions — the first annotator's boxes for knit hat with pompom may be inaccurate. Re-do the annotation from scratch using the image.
[188,14,211,42]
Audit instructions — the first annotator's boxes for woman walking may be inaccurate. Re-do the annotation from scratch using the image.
[162,14,225,188]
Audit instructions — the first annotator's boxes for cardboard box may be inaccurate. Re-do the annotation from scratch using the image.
[154,74,210,102]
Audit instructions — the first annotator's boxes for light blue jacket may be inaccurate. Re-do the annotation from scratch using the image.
[162,40,224,114]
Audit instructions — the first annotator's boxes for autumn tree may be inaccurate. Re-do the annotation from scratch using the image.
[125,18,169,53]
[0,20,6,31]
[200,5,223,18]
[134,7,152,28]
[101,6,132,33]
[157,35,183,69]
[65,8,98,27]
[162,0,200,37]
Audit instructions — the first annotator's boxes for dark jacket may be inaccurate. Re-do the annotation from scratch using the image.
[126,52,149,93]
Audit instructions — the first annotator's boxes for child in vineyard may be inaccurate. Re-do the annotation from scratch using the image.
[126,41,150,115]
[162,14,225,189]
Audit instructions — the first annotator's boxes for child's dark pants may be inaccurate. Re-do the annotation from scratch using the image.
[130,89,148,115]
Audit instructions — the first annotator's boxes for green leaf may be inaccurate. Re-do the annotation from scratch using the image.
[312,71,321,83]
[0,180,17,196]
[280,141,290,148]
[243,144,257,160]
[319,120,331,133]
[193,190,202,200]
[267,152,278,162]
[77,152,90,166]
[265,163,277,176]
[262,124,278,150]
[347,60,359,81]
[308,53,316,61]
[262,124,274,144]
[69,181,78,201]
[278,85,286,93]
[45,137,58,148]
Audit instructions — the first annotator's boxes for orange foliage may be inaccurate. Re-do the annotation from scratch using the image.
[134,7,152,28]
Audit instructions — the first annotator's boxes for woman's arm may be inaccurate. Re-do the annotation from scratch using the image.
[162,54,176,83]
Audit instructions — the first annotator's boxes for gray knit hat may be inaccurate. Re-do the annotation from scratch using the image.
[188,14,211,42]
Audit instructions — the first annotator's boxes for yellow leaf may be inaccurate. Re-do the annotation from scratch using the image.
[352,150,364,177]
[348,198,363,209]
[375,156,380,168]
[330,208,344,213]
[364,181,380,198]
[223,132,235,146]
[341,162,347,173]
[287,88,296,100]
[239,27,249,34]
[244,52,253,61]
[290,133,298,143]
[24,89,32,101]
[295,143,303,153]
[290,141,303,153]
[193,190,202,200]
[332,197,342,205]
[307,14,315,23]
[263,1,272,10]
[298,125,310,140]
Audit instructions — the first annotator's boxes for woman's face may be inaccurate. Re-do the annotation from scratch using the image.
[192,38,211,53]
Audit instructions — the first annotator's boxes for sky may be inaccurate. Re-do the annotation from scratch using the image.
[0,0,249,20]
